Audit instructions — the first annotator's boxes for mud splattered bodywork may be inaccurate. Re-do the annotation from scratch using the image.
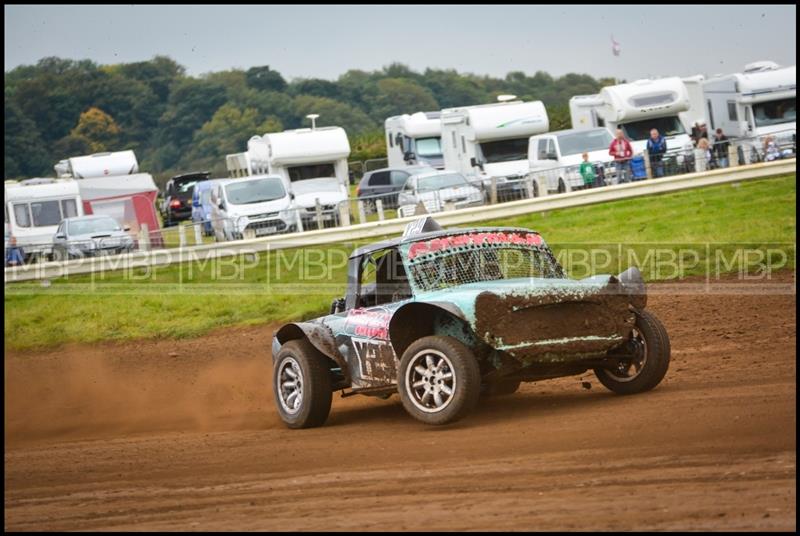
[274,222,648,392]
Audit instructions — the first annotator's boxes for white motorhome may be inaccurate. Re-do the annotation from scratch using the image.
[54,150,139,179]
[261,126,351,226]
[385,112,444,169]
[569,77,694,154]
[703,62,796,150]
[441,97,549,192]
[5,178,84,260]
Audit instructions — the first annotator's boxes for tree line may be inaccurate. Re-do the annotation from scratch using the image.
[5,56,615,186]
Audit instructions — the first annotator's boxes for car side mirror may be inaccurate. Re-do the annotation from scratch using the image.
[290,192,295,200]
[470,157,485,170]
[218,200,225,210]
[55,233,65,240]
[403,151,415,162]
[330,297,346,314]
[123,225,131,232]
[547,152,558,160]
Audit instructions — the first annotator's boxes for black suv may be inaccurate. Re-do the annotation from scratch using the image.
[161,171,210,227]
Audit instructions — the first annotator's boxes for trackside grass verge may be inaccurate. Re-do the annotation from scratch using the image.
[4,175,795,351]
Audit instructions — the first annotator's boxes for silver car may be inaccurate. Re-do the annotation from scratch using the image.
[397,170,484,218]
[52,215,134,261]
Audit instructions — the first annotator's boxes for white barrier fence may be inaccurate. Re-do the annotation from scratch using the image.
[4,158,795,283]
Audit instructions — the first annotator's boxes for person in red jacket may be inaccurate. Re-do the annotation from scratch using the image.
[609,129,633,183]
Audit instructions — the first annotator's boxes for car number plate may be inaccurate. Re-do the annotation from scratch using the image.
[255,227,278,236]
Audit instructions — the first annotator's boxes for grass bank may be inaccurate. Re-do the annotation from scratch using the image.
[5,175,795,351]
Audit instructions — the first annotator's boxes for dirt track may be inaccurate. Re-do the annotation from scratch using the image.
[4,272,797,531]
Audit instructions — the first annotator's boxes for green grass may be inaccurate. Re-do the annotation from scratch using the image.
[5,175,796,351]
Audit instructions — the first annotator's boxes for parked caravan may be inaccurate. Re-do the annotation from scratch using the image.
[77,173,160,237]
[702,62,795,159]
[569,77,694,154]
[385,112,444,169]
[226,136,270,178]
[441,96,549,194]
[4,179,84,261]
[55,150,139,179]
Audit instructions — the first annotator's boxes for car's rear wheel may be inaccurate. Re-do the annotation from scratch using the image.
[397,336,481,425]
[594,310,670,395]
[273,339,333,429]
[557,178,567,194]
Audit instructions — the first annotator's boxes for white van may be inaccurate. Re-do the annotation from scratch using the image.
[209,175,296,241]
[528,128,615,193]
[5,178,84,260]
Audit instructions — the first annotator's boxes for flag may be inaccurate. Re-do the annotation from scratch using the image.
[611,35,621,57]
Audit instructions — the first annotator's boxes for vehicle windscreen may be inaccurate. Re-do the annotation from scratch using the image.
[416,173,468,192]
[557,130,614,156]
[68,217,121,235]
[479,137,529,163]
[753,98,796,128]
[403,232,565,293]
[287,163,336,182]
[620,116,686,141]
[415,137,443,157]
[225,178,286,205]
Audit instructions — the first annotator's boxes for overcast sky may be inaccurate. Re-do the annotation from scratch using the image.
[4,4,797,81]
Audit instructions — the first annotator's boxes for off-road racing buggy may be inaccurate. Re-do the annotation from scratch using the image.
[272,217,670,427]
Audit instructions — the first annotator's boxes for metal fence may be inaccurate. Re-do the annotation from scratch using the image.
[5,133,795,267]
[6,157,796,282]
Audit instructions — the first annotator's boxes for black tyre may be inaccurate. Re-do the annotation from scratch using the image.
[397,335,481,425]
[273,339,333,429]
[594,310,670,395]
[482,379,521,397]
[557,178,566,194]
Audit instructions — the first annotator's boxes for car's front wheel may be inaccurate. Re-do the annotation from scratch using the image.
[397,336,481,425]
[273,339,333,429]
[594,310,670,395]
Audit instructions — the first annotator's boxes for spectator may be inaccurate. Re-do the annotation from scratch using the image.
[697,138,715,170]
[608,129,633,183]
[646,128,668,178]
[5,236,24,267]
[579,152,597,189]
[713,128,730,168]
[691,121,702,146]
[763,135,782,161]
